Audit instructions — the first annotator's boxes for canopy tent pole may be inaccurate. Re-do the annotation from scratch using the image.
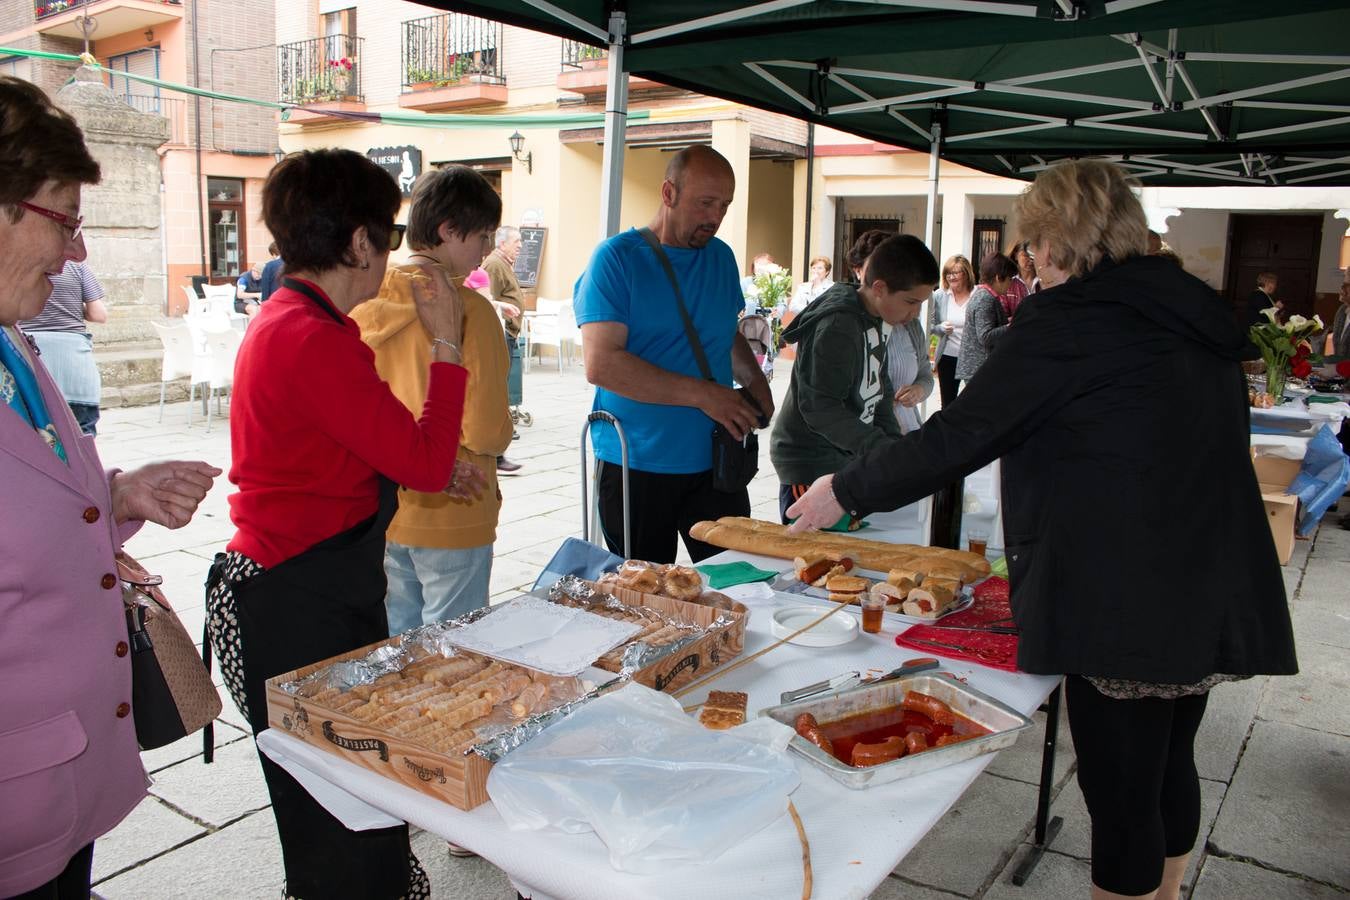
[802,122,815,280]
[599,10,629,239]
[923,122,941,249]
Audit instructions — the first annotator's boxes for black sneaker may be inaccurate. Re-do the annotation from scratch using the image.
[497,456,523,475]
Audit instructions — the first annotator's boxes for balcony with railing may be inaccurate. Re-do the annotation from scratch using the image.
[399,12,506,112]
[278,34,365,123]
[122,93,186,144]
[557,39,659,95]
[34,0,183,39]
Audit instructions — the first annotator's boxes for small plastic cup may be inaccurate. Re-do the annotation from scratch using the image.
[860,593,885,634]
[967,529,989,557]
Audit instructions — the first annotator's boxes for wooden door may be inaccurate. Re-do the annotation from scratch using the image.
[1223,214,1322,320]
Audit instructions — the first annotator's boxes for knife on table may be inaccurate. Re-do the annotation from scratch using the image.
[864,657,941,685]
[780,671,860,704]
[921,623,1019,634]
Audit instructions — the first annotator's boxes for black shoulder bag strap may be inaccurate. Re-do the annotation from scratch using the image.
[637,227,715,383]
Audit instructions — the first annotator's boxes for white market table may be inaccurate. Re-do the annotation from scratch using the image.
[258,534,1061,900]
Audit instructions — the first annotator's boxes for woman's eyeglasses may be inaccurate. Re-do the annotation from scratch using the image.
[19,201,83,241]
[388,224,406,252]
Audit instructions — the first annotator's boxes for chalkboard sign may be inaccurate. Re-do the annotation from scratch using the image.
[367,146,422,197]
[513,227,547,288]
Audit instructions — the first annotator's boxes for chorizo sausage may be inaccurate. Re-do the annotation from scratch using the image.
[934,731,978,748]
[794,713,835,756]
[901,690,956,725]
[904,731,928,755]
[851,735,906,767]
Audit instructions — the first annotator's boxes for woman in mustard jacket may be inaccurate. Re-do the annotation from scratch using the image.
[353,165,512,630]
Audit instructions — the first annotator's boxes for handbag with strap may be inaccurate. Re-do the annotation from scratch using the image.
[637,227,762,493]
[118,552,222,753]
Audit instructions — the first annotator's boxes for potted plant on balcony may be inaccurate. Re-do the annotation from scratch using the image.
[327,57,354,98]
[405,65,440,92]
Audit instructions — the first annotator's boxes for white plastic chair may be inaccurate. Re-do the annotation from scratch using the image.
[526,298,567,372]
[150,320,209,424]
[202,282,238,310]
[198,323,242,432]
[180,284,208,318]
[559,300,581,364]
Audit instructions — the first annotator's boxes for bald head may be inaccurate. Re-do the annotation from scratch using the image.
[665,145,734,196]
[652,144,735,250]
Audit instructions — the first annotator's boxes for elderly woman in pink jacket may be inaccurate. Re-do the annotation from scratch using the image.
[0,77,218,900]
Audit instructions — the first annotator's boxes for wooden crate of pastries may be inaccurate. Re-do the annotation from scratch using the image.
[266,638,573,811]
[690,517,990,582]
[581,564,747,693]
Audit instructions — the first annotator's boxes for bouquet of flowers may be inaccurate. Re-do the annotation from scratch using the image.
[750,265,792,315]
[328,57,354,71]
[1249,307,1323,406]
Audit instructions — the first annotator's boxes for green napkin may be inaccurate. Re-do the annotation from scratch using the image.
[695,561,780,589]
[1307,394,1344,404]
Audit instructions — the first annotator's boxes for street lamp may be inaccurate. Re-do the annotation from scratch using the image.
[509,131,532,175]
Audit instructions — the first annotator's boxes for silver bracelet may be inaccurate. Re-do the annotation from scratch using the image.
[431,338,460,356]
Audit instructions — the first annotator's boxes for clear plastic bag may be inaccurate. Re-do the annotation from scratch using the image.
[487,683,799,874]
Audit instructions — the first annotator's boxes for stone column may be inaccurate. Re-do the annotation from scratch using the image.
[56,66,170,345]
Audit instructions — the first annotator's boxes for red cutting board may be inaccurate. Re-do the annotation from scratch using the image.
[895,577,1019,671]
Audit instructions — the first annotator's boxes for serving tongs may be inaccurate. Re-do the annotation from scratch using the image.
[779,657,940,704]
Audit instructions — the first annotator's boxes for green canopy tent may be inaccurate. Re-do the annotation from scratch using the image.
[419,0,1350,238]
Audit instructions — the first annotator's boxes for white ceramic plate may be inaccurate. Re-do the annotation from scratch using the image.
[771,605,859,647]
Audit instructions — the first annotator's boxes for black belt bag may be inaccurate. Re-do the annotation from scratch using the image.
[639,228,762,493]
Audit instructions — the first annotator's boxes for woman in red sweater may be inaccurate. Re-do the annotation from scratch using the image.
[206,149,481,899]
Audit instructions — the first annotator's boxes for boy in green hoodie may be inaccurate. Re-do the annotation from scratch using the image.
[770,234,939,527]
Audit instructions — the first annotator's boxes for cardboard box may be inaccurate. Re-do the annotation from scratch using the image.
[587,583,748,693]
[1253,454,1300,565]
[266,637,496,810]
[264,593,746,809]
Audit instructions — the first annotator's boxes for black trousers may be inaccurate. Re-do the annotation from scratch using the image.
[1065,676,1209,896]
[597,462,749,563]
[6,843,93,900]
[935,354,961,408]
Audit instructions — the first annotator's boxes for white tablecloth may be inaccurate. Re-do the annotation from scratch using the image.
[259,539,1059,900]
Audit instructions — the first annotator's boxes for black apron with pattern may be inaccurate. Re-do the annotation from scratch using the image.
[229,277,420,900]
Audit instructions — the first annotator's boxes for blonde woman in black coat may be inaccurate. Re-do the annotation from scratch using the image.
[788,160,1296,900]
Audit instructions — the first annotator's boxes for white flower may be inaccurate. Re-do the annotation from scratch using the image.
[1260,306,1279,323]
[1285,314,1308,331]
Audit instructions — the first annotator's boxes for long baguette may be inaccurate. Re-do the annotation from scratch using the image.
[692,517,989,580]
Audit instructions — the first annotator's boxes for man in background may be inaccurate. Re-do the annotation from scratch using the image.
[235,261,263,316]
[20,259,107,434]
[1246,272,1280,327]
[259,242,283,302]
[482,226,526,475]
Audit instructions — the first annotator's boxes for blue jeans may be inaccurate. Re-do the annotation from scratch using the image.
[383,541,492,635]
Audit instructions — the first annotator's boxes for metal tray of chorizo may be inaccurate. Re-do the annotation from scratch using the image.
[757,674,1033,789]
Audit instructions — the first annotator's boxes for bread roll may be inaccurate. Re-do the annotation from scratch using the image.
[902,582,959,618]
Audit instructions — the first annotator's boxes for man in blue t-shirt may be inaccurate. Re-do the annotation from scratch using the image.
[574,145,774,563]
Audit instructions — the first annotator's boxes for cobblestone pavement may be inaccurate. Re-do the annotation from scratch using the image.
[86,361,1349,899]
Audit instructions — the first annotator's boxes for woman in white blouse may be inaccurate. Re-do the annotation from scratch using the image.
[929,254,974,407]
[789,256,834,312]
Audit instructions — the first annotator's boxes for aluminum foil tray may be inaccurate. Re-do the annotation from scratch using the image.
[758,674,1032,789]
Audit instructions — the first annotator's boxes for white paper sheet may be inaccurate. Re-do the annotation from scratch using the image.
[444,594,641,676]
